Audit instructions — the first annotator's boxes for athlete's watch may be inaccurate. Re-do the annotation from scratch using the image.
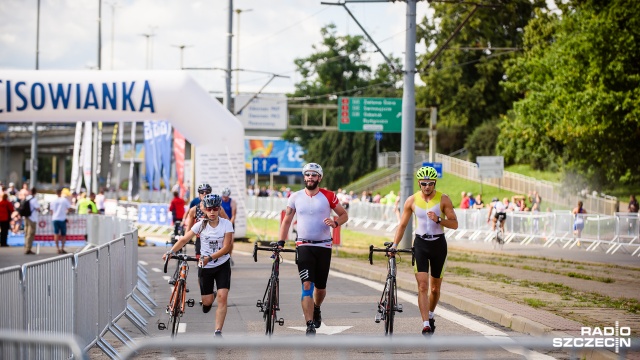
[436,217,442,224]
[334,220,339,227]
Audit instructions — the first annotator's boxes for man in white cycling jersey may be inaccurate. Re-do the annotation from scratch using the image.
[278,162,348,336]
[488,197,509,233]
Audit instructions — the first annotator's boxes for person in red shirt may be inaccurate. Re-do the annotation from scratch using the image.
[0,194,15,247]
[169,191,186,237]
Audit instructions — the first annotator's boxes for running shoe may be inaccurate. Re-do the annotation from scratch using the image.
[306,320,316,336]
[422,325,432,335]
[313,306,322,328]
[214,330,222,337]
[429,318,436,334]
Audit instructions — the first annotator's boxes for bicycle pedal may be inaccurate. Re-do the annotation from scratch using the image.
[187,299,195,307]
[165,307,170,314]
[158,323,166,330]
[256,300,263,308]
[185,288,189,293]
[374,314,382,323]
[396,304,403,313]
[278,318,285,326]
[168,279,176,285]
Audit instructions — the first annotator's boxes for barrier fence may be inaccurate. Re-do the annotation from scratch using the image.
[0,217,154,360]
[244,196,640,256]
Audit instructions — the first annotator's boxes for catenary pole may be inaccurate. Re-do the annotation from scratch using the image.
[400,0,417,249]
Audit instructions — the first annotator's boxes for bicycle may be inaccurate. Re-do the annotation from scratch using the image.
[493,214,506,250]
[165,221,195,285]
[253,241,297,335]
[369,242,414,335]
[158,253,198,337]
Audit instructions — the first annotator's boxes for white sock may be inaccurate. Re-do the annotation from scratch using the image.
[423,320,430,328]
[429,311,434,320]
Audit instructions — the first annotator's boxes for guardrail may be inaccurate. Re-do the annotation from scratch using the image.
[244,197,640,256]
[0,217,154,360]
[119,335,638,360]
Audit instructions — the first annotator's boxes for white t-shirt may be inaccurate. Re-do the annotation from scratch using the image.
[27,196,39,222]
[95,194,105,210]
[190,218,234,268]
[287,188,338,248]
[50,197,71,221]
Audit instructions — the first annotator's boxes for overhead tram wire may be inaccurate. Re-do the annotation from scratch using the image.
[188,7,331,69]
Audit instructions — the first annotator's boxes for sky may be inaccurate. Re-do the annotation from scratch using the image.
[0,0,431,96]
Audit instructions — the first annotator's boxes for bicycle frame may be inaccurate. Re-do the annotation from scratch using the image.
[253,242,296,335]
[159,254,198,336]
[369,242,413,336]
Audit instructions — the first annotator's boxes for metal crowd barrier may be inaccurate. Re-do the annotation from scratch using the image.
[0,217,154,360]
[244,196,640,256]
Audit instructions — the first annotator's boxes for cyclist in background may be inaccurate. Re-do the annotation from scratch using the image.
[220,187,237,266]
[391,166,458,335]
[488,197,508,233]
[164,194,234,336]
[278,162,348,336]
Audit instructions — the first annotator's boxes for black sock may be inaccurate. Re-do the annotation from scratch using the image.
[203,304,212,313]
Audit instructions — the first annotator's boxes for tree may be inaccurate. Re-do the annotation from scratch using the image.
[499,0,640,189]
[284,24,402,189]
[415,0,546,155]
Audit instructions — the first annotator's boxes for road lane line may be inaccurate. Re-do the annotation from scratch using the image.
[330,270,555,360]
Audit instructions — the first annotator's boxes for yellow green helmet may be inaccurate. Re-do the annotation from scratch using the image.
[416,166,438,180]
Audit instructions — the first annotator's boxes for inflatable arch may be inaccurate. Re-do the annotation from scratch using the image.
[0,70,247,237]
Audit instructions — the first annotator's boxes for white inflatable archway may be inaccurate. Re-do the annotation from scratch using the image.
[0,70,247,237]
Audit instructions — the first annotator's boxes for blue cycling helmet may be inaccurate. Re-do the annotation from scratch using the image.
[202,194,222,208]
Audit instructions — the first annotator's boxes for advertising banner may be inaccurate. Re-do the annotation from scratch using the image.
[34,215,87,241]
[81,121,93,191]
[137,203,172,226]
[244,139,305,174]
[158,121,172,190]
[143,122,158,189]
[173,129,186,196]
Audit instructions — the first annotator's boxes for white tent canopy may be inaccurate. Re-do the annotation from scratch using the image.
[0,70,247,237]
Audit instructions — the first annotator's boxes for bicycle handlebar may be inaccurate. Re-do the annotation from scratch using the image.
[253,242,296,262]
[163,253,199,273]
[368,244,414,266]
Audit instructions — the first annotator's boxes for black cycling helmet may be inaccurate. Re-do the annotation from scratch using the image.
[197,183,212,194]
[202,194,222,209]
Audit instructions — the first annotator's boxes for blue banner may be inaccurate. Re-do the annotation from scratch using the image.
[159,122,172,190]
[137,203,171,226]
[245,139,305,174]
[143,122,158,189]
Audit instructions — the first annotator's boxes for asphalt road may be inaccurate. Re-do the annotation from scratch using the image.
[86,245,568,359]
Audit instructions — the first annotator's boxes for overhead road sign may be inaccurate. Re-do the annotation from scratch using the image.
[252,157,278,175]
[421,162,443,178]
[476,156,504,179]
[338,97,402,133]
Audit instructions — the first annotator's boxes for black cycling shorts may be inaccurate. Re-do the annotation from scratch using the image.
[494,212,507,221]
[296,246,332,289]
[199,260,231,295]
[413,234,448,279]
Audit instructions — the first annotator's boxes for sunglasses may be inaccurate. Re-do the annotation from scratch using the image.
[420,181,436,187]
[198,190,211,195]
[205,206,220,212]
[303,172,320,178]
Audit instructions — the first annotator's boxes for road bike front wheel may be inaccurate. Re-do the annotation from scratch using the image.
[264,279,273,335]
[267,278,278,335]
[384,277,396,335]
[171,282,184,337]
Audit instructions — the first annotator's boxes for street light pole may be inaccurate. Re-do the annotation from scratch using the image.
[106,1,120,70]
[171,44,192,69]
[31,0,41,189]
[235,8,252,95]
[224,0,233,111]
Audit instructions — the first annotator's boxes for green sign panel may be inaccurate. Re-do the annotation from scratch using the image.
[337,97,402,133]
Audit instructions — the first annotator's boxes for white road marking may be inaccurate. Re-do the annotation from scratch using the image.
[139,260,148,265]
[289,322,352,335]
[151,267,161,273]
[178,323,187,333]
[162,276,171,281]
[330,270,555,360]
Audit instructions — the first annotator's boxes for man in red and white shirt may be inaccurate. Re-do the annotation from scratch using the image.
[278,162,348,336]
